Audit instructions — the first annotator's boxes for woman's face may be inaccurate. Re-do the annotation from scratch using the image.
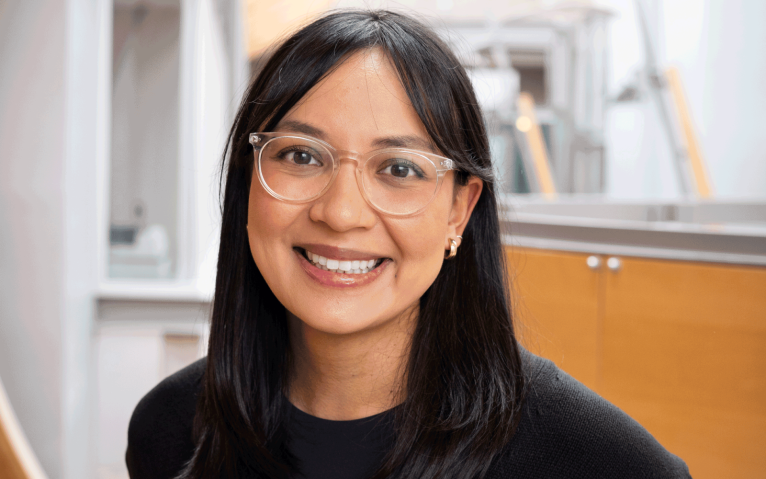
[247,49,481,337]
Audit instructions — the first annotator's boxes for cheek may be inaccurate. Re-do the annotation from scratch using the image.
[249,193,281,234]
[248,190,276,247]
[396,186,458,285]
[246,187,300,269]
[403,224,445,258]
[247,175,307,232]
[389,211,451,287]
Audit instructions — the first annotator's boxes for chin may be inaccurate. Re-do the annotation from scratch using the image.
[288,304,404,337]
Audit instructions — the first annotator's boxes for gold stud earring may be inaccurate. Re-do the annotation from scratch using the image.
[445,238,458,259]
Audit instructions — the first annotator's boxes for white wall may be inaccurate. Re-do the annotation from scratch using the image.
[1,1,125,477]
[605,0,766,199]
[661,0,766,198]
[0,1,68,477]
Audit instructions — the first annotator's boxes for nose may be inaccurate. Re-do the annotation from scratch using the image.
[308,161,377,232]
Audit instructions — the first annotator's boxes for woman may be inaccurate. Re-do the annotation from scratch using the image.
[126,10,690,479]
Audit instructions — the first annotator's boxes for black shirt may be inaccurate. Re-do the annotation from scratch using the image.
[289,402,393,479]
[126,352,691,478]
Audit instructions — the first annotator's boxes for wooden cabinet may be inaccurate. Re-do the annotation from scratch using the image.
[507,246,766,479]
[507,247,603,390]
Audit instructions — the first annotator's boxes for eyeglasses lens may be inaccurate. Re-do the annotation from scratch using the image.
[361,151,438,215]
[258,136,439,215]
[258,136,334,200]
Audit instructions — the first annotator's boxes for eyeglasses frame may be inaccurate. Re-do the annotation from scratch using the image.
[249,132,457,217]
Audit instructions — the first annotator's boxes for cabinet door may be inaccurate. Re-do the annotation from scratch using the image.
[506,247,602,391]
[600,257,766,479]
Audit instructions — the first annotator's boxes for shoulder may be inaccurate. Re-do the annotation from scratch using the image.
[488,351,691,479]
[125,357,206,479]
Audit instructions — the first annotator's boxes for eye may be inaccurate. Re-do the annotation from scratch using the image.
[280,147,323,166]
[378,159,426,179]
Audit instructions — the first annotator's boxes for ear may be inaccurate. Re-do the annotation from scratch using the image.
[446,176,483,249]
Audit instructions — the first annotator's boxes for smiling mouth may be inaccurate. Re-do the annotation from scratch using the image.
[296,248,386,274]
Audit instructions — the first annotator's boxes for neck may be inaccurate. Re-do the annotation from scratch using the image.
[287,306,416,420]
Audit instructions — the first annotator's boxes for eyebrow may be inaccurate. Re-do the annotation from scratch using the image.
[371,135,437,153]
[275,120,438,153]
[275,120,326,139]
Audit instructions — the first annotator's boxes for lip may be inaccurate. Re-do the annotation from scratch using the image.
[295,249,390,288]
[296,243,383,262]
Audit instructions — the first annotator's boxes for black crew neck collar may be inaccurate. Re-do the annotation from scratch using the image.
[286,398,396,430]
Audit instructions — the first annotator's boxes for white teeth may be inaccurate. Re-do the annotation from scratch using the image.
[305,250,380,275]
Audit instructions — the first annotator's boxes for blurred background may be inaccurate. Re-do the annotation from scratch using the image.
[0,0,764,478]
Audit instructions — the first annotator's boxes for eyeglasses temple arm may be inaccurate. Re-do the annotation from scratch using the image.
[435,159,455,173]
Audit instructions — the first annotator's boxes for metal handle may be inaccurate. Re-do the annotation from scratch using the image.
[586,255,602,270]
[607,257,622,272]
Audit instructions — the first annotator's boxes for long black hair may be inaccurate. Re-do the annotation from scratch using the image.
[180,9,524,479]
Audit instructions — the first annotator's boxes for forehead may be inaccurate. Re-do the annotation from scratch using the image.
[277,49,434,152]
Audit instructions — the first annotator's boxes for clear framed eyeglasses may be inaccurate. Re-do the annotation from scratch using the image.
[249,132,457,216]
